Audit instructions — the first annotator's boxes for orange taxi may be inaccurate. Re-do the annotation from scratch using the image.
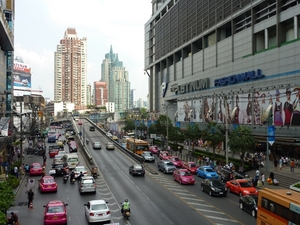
[226,179,258,197]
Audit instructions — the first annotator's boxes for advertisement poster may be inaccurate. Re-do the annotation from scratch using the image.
[191,100,202,122]
[177,101,191,122]
[13,71,32,89]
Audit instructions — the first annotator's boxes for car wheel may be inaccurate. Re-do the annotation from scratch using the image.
[201,185,204,192]
[209,190,213,196]
[251,209,256,218]
[239,202,244,210]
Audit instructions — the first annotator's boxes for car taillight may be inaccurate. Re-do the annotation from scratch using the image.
[107,211,110,215]
[89,213,94,216]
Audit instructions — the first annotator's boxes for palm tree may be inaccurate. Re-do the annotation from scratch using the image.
[202,121,224,157]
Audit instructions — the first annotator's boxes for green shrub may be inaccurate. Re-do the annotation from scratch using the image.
[7,175,20,189]
[293,183,300,188]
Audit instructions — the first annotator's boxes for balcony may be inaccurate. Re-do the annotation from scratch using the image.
[0,7,13,51]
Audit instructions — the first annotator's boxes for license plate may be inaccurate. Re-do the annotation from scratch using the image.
[138,173,141,175]
[97,214,103,216]
[58,168,61,170]
[53,216,58,219]
[219,192,223,194]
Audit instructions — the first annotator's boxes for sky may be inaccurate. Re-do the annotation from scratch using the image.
[14,0,152,101]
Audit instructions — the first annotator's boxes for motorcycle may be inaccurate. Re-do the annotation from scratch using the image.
[70,177,75,184]
[63,175,69,184]
[86,140,89,145]
[120,203,130,220]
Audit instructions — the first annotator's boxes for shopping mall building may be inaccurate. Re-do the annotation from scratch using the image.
[144,0,300,158]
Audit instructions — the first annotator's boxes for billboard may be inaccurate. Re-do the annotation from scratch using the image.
[13,71,32,89]
[14,61,31,73]
[177,101,192,122]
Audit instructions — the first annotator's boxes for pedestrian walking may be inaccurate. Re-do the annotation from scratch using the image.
[290,159,295,172]
[261,173,265,185]
[27,188,34,208]
[43,155,47,166]
[14,166,19,178]
[279,158,283,170]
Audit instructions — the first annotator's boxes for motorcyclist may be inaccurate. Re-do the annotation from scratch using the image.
[42,167,46,177]
[121,199,130,214]
[70,171,75,183]
[86,139,89,145]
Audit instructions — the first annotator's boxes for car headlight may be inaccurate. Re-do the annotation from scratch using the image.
[244,190,249,194]
[211,187,216,191]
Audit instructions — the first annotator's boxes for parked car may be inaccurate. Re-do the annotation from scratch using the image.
[84,200,111,224]
[93,142,102,150]
[157,160,176,174]
[159,151,170,160]
[39,176,58,193]
[173,169,195,185]
[200,178,227,196]
[89,126,95,131]
[141,151,155,162]
[169,156,183,168]
[196,166,219,179]
[30,162,43,176]
[129,164,145,176]
[78,176,96,194]
[74,166,88,179]
[43,200,68,225]
[182,161,198,174]
[239,195,258,217]
[226,179,258,197]
[149,145,159,154]
[106,142,115,150]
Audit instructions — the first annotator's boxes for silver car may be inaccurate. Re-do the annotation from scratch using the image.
[141,151,155,163]
[106,142,115,150]
[157,160,176,174]
[78,176,96,194]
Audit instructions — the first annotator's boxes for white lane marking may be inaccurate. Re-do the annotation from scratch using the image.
[189,202,214,207]
[197,209,225,214]
[181,197,204,201]
[167,188,189,192]
[205,215,239,223]
[173,192,196,196]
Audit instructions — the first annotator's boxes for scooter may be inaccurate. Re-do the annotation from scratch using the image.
[86,140,89,145]
[63,175,69,184]
[70,177,75,184]
[120,203,130,220]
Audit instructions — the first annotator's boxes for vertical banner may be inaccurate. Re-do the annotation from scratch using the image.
[175,121,180,128]
[147,120,151,127]
[267,125,275,146]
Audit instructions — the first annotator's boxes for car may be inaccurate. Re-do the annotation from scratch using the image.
[30,162,43,176]
[49,148,60,158]
[239,195,258,218]
[106,132,112,137]
[182,161,198,174]
[106,142,115,150]
[74,166,88,179]
[200,178,227,196]
[84,200,111,223]
[39,176,58,193]
[89,126,95,131]
[159,151,170,160]
[78,176,96,194]
[157,160,176,174]
[43,200,68,225]
[112,136,119,142]
[93,142,101,150]
[169,156,183,168]
[226,179,258,197]
[69,144,77,153]
[129,164,145,176]
[78,121,82,125]
[173,169,195,185]
[149,145,159,154]
[196,166,219,179]
[52,163,69,176]
[141,151,155,162]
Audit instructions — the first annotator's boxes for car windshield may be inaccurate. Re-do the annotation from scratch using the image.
[190,164,196,167]
[172,157,180,161]
[44,179,55,183]
[211,180,223,186]
[91,204,107,210]
[83,179,94,184]
[75,167,86,172]
[145,153,152,156]
[239,182,252,187]
[55,164,64,168]
[166,162,174,166]
[205,168,214,172]
[47,206,64,213]
[33,165,41,168]
[68,158,78,162]
[180,171,191,176]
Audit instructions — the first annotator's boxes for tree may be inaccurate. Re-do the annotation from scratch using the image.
[0,181,15,225]
[123,119,135,132]
[228,125,255,159]
[202,121,224,157]
[155,115,172,138]
[184,123,201,150]
[148,124,157,136]
[139,108,148,119]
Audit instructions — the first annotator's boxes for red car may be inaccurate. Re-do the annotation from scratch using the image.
[78,121,82,125]
[182,162,198,174]
[159,151,170,160]
[169,156,183,168]
[43,200,68,225]
[173,169,195,185]
[49,148,60,158]
[149,146,159,154]
[39,176,58,193]
[30,162,43,176]
[226,179,258,197]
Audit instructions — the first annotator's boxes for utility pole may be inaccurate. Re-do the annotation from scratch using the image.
[224,96,229,165]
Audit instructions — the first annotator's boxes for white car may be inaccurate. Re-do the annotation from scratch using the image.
[106,132,112,137]
[84,200,111,223]
[73,165,88,178]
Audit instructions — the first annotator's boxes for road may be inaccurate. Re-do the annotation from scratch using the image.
[9,121,256,225]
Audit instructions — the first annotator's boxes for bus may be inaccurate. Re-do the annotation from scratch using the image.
[126,138,149,155]
[257,188,300,225]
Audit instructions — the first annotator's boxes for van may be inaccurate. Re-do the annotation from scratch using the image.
[62,154,79,169]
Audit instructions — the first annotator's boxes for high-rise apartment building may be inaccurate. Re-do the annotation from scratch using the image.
[54,28,87,110]
[86,84,92,106]
[93,81,108,107]
[101,46,130,112]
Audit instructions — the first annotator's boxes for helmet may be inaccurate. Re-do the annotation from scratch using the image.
[125,199,128,202]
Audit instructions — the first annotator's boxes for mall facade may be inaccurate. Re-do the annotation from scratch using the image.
[144,0,300,158]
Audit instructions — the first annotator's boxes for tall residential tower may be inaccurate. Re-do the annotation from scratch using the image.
[54,28,87,110]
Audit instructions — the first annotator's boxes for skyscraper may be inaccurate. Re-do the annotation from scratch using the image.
[101,46,130,112]
[54,28,87,110]
[93,81,108,107]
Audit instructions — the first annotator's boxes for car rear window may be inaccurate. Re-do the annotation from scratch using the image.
[92,204,107,210]
[205,168,214,172]
[33,165,41,168]
[83,179,94,184]
[180,172,191,176]
[44,179,55,183]
[48,206,64,213]
[166,162,174,166]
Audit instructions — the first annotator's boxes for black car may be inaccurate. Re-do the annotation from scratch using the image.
[239,195,258,218]
[52,163,69,176]
[200,178,227,196]
[89,126,95,131]
[129,164,145,176]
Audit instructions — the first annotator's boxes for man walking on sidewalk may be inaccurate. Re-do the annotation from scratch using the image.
[290,159,295,172]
